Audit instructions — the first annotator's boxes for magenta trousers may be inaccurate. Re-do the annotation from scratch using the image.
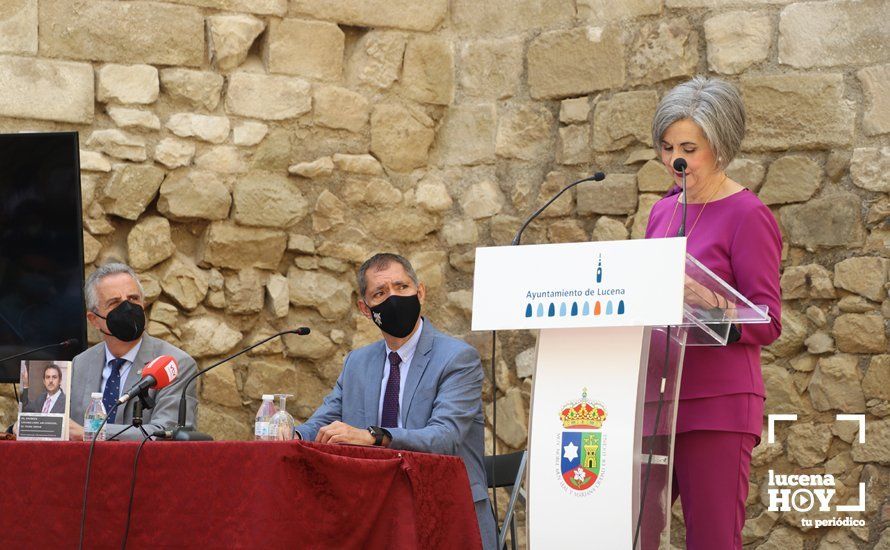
[671,430,757,549]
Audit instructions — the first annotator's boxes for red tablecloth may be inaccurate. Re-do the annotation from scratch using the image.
[0,440,482,549]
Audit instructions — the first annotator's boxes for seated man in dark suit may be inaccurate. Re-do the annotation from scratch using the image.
[21,363,67,414]
[294,253,496,549]
[68,262,198,441]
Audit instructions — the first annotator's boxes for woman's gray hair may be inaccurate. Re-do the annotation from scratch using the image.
[84,262,144,312]
[651,76,746,170]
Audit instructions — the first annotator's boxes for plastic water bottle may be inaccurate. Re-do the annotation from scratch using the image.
[84,392,107,441]
[255,394,277,441]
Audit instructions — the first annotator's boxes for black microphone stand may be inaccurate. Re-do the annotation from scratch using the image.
[108,390,155,441]
[168,328,310,441]
[489,172,606,524]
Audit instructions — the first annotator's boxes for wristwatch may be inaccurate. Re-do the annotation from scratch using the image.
[367,425,384,446]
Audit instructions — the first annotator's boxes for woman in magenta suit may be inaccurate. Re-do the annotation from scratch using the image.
[645,77,783,549]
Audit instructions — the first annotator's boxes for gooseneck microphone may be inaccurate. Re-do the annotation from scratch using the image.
[673,158,688,237]
[511,172,606,246]
[170,327,311,441]
[0,338,80,363]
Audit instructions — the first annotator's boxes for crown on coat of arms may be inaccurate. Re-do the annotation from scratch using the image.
[560,388,607,429]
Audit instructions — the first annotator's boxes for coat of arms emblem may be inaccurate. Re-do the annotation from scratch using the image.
[558,388,606,493]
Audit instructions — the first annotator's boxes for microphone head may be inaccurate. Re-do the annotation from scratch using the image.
[142,355,179,389]
[292,327,311,336]
[592,172,606,181]
[61,338,79,348]
[672,158,688,172]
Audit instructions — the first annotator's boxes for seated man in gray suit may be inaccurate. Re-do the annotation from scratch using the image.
[21,363,67,414]
[294,253,496,549]
[68,262,198,441]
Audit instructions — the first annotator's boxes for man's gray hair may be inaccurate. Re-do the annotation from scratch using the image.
[651,76,746,170]
[84,262,144,312]
[357,253,419,300]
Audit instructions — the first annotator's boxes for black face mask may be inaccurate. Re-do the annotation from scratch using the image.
[368,294,421,338]
[95,301,145,342]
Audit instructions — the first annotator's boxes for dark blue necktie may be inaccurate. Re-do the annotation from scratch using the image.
[381,352,402,428]
[103,358,126,423]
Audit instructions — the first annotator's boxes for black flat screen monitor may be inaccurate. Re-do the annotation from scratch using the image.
[0,132,87,383]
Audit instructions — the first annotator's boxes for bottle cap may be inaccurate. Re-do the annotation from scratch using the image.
[262,394,274,400]
[91,392,103,399]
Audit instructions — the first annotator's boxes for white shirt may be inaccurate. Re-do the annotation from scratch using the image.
[42,389,62,413]
[101,339,143,394]
[377,319,424,428]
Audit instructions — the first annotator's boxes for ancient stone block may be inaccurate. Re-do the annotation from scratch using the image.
[592,216,629,242]
[741,73,854,150]
[787,422,832,467]
[834,257,889,302]
[636,160,673,192]
[39,1,204,66]
[345,31,405,90]
[158,170,232,221]
[851,418,890,464]
[107,107,160,131]
[160,0,286,15]
[778,0,890,68]
[759,155,821,205]
[537,171,575,218]
[287,268,353,320]
[441,219,479,246]
[225,72,311,120]
[0,55,93,123]
[726,158,766,191]
[370,103,435,172]
[863,355,890,402]
[342,177,402,207]
[850,147,890,193]
[452,0,573,36]
[401,35,454,106]
[265,18,344,81]
[765,309,808,358]
[460,181,505,220]
[808,354,865,412]
[127,216,175,271]
[201,222,287,270]
[161,254,210,310]
[289,157,334,179]
[364,207,440,243]
[496,104,554,161]
[577,174,638,215]
[627,18,698,85]
[159,69,224,111]
[560,98,591,124]
[155,139,196,170]
[0,1,37,54]
[833,314,887,354]
[631,194,661,239]
[332,154,384,176]
[459,37,523,100]
[577,0,660,22]
[291,0,447,32]
[593,90,658,151]
[312,190,347,232]
[704,11,772,74]
[858,64,890,136]
[762,364,805,415]
[224,269,265,315]
[102,164,165,220]
[780,192,865,250]
[181,316,242,358]
[557,125,590,165]
[314,86,369,133]
[433,104,497,166]
[195,146,247,174]
[166,113,230,144]
[528,26,625,99]
[233,173,309,228]
[207,14,265,71]
[415,175,453,213]
[86,130,147,162]
[233,122,268,147]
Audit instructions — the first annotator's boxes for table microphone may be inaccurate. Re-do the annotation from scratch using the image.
[511,172,606,246]
[118,355,179,404]
[673,158,688,237]
[170,327,311,441]
[0,338,80,363]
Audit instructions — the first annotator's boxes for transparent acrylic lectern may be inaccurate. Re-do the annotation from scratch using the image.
[471,238,770,549]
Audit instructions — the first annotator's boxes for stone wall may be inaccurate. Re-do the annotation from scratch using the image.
[1,0,888,547]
